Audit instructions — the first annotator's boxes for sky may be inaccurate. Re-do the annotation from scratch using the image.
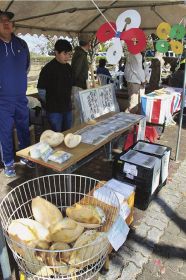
[19,34,50,54]
[19,34,72,55]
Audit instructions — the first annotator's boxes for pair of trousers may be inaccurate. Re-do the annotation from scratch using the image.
[127,82,144,114]
[47,111,72,132]
[0,100,30,166]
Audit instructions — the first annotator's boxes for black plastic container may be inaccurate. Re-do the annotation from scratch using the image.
[132,141,171,185]
[112,149,161,210]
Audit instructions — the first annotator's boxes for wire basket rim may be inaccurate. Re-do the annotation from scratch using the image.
[0,173,120,253]
[0,174,103,207]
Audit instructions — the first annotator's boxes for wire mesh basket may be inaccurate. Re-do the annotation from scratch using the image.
[0,174,120,280]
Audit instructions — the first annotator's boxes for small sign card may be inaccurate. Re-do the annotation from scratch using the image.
[107,215,130,251]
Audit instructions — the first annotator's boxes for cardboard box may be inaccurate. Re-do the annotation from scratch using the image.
[94,179,135,225]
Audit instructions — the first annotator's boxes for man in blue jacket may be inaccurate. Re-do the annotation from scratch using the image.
[0,10,33,177]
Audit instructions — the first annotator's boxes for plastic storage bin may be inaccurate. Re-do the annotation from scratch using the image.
[112,150,161,210]
[132,140,171,185]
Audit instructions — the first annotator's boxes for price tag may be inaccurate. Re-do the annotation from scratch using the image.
[107,216,130,251]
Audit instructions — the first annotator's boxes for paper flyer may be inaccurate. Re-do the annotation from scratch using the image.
[108,216,130,251]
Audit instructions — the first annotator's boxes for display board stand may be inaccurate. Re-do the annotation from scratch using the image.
[78,84,120,122]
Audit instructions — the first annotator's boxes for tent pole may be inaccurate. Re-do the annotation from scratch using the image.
[175,60,186,161]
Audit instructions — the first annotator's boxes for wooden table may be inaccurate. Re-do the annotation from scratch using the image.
[16,112,146,173]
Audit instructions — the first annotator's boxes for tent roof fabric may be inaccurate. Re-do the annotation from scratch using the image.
[0,0,185,36]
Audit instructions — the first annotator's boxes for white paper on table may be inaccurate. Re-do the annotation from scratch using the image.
[107,216,130,251]
[76,112,142,144]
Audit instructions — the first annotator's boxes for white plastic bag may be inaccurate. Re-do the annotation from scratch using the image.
[48,150,72,164]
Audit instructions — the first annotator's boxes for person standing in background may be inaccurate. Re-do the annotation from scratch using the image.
[0,10,33,177]
[97,58,111,77]
[71,34,90,90]
[37,39,73,132]
[168,61,185,88]
[71,34,91,126]
[145,58,161,94]
[124,53,146,113]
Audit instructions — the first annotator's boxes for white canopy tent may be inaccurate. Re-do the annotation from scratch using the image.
[0,0,185,36]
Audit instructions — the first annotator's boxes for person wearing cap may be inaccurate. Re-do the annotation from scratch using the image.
[37,39,73,132]
[0,10,33,177]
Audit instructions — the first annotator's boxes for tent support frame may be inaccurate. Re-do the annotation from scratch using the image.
[175,60,186,161]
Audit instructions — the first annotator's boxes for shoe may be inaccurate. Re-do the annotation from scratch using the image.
[20,158,35,168]
[4,165,16,178]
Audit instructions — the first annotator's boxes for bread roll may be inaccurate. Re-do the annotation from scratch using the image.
[40,130,64,147]
[32,196,63,230]
[64,133,81,148]
[66,204,105,225]
[69,230,108,268]
[50,218,84,243]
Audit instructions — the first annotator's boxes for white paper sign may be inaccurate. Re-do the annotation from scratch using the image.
[161,150,170,183]
[126,173,134,180]
[137,117,146,140]
[79,88,101,121]
[79,84,118,122]
[151,161,161,195]
[123,162,138,176]
[108,216,130,251]
[99,85,116,113]
[120,203,131,220]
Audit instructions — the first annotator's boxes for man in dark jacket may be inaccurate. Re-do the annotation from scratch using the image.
[71,35,91,126]
[0,10,33,177]
[37,39,73,132]
[71,34,90,90]
[168,61,185,88]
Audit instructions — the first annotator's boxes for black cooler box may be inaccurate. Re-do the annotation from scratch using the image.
[132,141,171,185]
[112,150,161,210]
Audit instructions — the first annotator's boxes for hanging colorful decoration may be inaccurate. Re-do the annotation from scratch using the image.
[96,10,147,64]
[155,22,185,54]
